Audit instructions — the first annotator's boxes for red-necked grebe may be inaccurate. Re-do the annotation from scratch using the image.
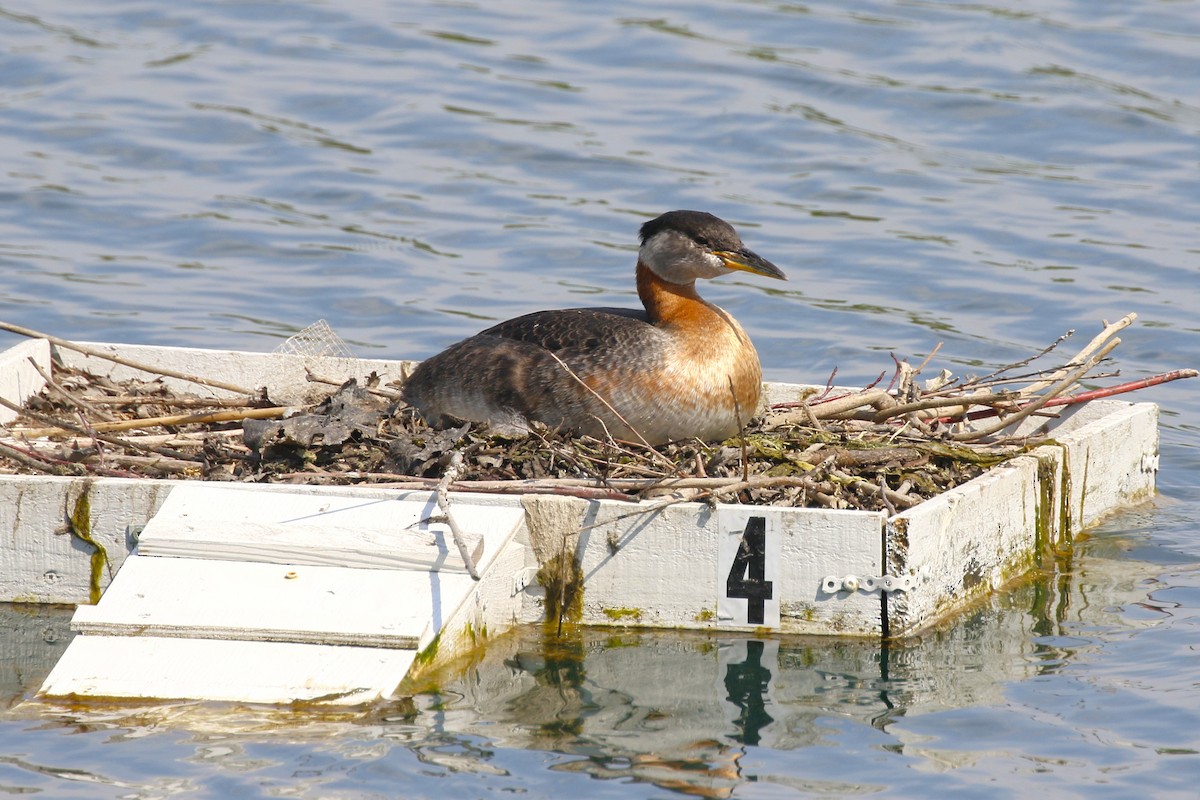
[402,210,786,444]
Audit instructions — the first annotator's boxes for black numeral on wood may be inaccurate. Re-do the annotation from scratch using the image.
[725,516,773,625]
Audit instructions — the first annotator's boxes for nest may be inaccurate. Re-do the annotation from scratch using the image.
[0,313,1192,516]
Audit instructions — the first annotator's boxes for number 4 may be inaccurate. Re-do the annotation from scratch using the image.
[726,516,774,625]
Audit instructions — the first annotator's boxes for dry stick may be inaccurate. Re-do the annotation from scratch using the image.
[348,472,820,498]
[283,474,632,500]
[0,439,83,475]
[870,390,1022,423]
[1020,314,1135,396]
[0,394,205,462]
[0,320,260,396]
[305,370,402,400]
[829,468,919,509]
[951,338,1121,442]
[955,369,1195,424]
[76,452,200,475]
[960,328,1076,389]
[928,368,1118,397]
[84,395,264,409]
[433,450,480,580]
[911,342,943,377]
[25,356,116,422]
[961,368,1200,421]
[77,408,108,470]
[0,439,136,478]
[768,389,892,428]
[0,428,246,452]
[812,389,895,419]
[878,475,898,515]
[17,405,296,439]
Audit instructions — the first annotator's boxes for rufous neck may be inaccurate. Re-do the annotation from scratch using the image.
[636,261,704,324]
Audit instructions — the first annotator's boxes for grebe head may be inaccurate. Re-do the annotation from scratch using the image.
[638,210,787,285]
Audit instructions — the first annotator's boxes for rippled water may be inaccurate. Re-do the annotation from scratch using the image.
[2,0,1199,797]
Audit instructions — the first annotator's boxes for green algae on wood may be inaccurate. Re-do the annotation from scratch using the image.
[66,482,109,605]
[537,550,583,628]
[601,607,643,623]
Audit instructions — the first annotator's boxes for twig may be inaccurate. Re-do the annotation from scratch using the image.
[0,439,83,475]
[960,368,1199,422]
[306,369,401,400]
[870,390,1018,423]
[83,395,265,409]
[912,342,943,376]
[434,450,480,580]
[0,439,137,478]
[0,429,246,451]
[0,394,206,462]
[963,328,1075,388]
[26,357,116,421]
[951,338,1121,442]
[767,389,892,427]
[1020,314,1135,396]
[828,468,919,509]
[0,320,260,395]
[15,405,297,439]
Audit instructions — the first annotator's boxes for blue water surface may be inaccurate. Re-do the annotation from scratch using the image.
[2,0,1199,797]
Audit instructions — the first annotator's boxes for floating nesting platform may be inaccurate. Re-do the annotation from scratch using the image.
[0,338,1158,705]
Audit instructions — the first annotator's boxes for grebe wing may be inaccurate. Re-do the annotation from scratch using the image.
[403,307,664,436]
[478,307,650,353]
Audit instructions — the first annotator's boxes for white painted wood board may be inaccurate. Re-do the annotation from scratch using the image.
[39,635,415,705]
[56,342,421,406]
[135,482,521,575]
[884,400,1158,637]
[0,474,526,606]
[885,454,1047,637]
[70,555,476,650]
[0,475,177,604]
[401,499,535,684]
[571,502,886,635]
[39,482,532,704]
[0,337,50,424]
[1054,400,1158,531]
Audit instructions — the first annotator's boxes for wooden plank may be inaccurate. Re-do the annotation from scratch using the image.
[39,635,414,705]
[70,555,478,649]
[560,499,886,635]
[776,507,885,635]
[0,475,177,605]
[1055,401,1158,531]
[135,483,524,574]
[0,476,523,606]
[59,341,421,406]
[885,454,1047,637]
[0,338,50,424]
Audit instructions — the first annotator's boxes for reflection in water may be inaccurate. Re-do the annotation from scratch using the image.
[722,639,774,746]
[411,535,1182,796]
[2,533,1192,797]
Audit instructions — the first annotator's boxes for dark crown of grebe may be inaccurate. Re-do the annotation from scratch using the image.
[636,210,786,285]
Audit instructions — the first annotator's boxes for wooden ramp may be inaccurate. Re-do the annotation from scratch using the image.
[39,483,525,706]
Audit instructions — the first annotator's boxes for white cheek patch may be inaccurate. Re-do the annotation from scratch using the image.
[702,251,727,276]
[639,233,730,282]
